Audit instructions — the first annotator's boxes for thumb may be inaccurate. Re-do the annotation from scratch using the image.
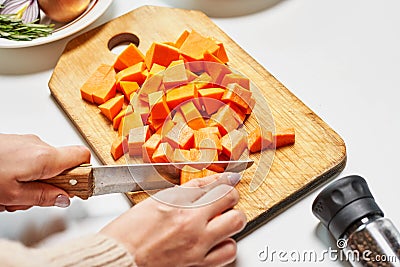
[19,181,70,208]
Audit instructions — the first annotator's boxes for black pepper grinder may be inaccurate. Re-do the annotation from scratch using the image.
[312,175,400,267]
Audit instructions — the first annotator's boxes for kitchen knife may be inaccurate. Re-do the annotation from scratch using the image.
[44,160,254,199]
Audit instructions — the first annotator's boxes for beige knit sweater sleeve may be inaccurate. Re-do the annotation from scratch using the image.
[0,234,135,267]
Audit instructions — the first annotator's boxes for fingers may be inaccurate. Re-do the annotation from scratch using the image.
[201,238,237,267]
[13,181,70,208]
[5,205,33,212]
[194,184,239,218]
[0,205,5,212]
[206,209,247,247]
[154,172,241,206]
[38,146,91,180]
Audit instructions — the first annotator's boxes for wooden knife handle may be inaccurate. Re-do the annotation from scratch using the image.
[43,166,94,200]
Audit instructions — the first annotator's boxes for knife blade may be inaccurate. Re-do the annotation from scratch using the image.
[43,160,254,199]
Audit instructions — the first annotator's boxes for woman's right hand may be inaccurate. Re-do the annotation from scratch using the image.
[100,173,246,267]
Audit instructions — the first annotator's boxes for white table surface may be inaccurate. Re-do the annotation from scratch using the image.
[1,0,400,266]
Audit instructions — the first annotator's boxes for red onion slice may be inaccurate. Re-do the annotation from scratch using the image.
[0,0,40,23]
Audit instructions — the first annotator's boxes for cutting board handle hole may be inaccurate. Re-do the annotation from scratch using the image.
[108,33,140,55]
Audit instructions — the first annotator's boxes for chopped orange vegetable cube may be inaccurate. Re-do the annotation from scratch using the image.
[113,43,145,71]
[112,105,134,130]
[163,122,194,149]
[119,112,143,137]
[220,129,248,160]
[152,142,174,163]
[180,165,203,185]
[199,126,221,138]
[111,136,128,160]
[174,30,190,49]
[221,73,250,90]
[115,62,147,86]
[248,128,273,153]
[98,95,124,121]
[166,83,197,110]
[148,91,171,120]
[80,64,115,104]
[209,105,240,135]
[194,131,222,152]
[120,81,140,101]
[173,149,192,163]
[274,128,295,148]
[142,133,162,162]
[179,30,220,61]
[180,101,206,130]
[128,125,151,156]
[145,42,180,69]
[204,62,232,84]
[163,60,188,89]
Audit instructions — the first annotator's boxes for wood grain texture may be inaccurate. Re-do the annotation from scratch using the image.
[49,6,346,238]
[44,166,93,200]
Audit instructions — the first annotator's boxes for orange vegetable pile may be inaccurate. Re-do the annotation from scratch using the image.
[79,30,295,184]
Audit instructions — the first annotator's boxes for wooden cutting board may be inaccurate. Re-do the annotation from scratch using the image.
[49,6,346,239]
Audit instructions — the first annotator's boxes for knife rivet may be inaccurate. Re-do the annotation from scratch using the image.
[69,179,78,186]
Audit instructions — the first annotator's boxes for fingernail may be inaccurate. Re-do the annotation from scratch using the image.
[227,173,241,186]
[54,195,70,208]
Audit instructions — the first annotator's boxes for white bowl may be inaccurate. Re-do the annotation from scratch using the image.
[165,0,282,17]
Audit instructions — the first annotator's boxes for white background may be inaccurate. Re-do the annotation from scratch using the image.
[1,0,400,266]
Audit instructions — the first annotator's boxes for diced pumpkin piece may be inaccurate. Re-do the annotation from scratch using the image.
[173,149,192,163]
[223,83,253,110]
[166,83,197,110]
[203,51,224,64]
[274,128,295,148]
[163,60,188,89]
[174,30,190,49]
[92,68,117,105]
[226,102,247,124]
[197,149,219,162]
[172,110,186,124]
[213,42,229,64]
[113,43,145,71]
[246,97,256,115]
[128,125,151,156]
[111,136,128,160]
[204,62,232,85]
[98,95,124,121]
[120,81,140,101]
[190,148,201,161]
[221,73,250,90]
[180,101,206,130]
[192,72,212,89]
[80,64,115,103]
[156,117,176,137]
[131,93,150,123]
[220,129,248,160]
[198,88,225,115]
[142,133,162,163]
[115,62,147,86]
[113,105,134,130]
[209,105,240,135]
[152,142,174,163]
[248,128,273,153]
[149,63,166,78]
[145,42,180,69]
[186,69,198,82]
[148,91,171,120]
[140,73,163,99]
[119,112,143,137]
[194,131,222,152]
[163,122,194,149]
[179,30,220,61]
[180,165,203,185]
[199,126,221,138]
